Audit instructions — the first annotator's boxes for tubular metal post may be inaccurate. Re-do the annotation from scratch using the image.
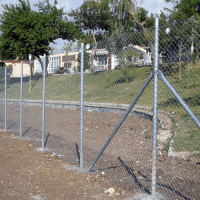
[88,72,154,172]
[42,54,46,149]
[20,61,23,137]
[159,71,200,130]
[151,16,159,197]
[4,66,7,131]
[29,59,32,92]
[80,43,84,168]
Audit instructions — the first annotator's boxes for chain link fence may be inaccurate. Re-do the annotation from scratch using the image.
[81,24,156,198]
[155,17,200,200]
[0,16,199,199]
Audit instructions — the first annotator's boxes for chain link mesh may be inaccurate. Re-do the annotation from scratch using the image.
[0,17,199,200]
[82,29,156,195]
[155,18,200,199]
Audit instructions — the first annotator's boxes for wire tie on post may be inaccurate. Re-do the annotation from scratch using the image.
[153,70,159,76]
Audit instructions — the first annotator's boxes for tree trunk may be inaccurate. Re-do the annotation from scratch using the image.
[128,11,155,61]
[90,31,97,72]
[37,55,49,77]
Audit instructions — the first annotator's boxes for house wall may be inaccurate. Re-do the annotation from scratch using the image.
[34,54,61,74]
[4,61,32,77]
[34,51,83,74]
[34,49,120,74]
[61,52,79,72]
[111,54,119,69]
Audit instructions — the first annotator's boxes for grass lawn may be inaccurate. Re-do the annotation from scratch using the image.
[0,63,199,154]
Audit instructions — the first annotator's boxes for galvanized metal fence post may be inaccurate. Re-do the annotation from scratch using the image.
[42,54,46,149]
[4,66,7,131]
[151,15,159,197]
[80,43,84,168]
[20,61,23,137]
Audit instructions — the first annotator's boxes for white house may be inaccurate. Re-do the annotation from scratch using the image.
[34,44,153,74]
[2,60,32,77]
[121,44,152,66]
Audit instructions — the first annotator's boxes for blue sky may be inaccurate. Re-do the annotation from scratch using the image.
[0,0,174,52]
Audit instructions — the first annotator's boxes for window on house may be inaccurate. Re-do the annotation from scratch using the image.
[48,57,60,73]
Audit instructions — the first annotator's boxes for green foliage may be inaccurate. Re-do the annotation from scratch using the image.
[55,68,63,74]
[0,62,6,67]
[64,62,72,68]
[118,48,140,61]
[165,0,200,20]
[68,0,116,40]
[159,16,200,67]
[101,0,135,30]
[134,7,155,29]
[0,0,82,61]
[76,50,90,71]
[61,42,73,55]
[100,0,145,32]
[75,34,94,51]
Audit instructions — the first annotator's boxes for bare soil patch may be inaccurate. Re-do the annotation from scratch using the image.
[0,104,199,200]
[0,130,136,200]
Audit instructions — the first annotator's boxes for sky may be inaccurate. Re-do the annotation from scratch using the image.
[0,0,174,52]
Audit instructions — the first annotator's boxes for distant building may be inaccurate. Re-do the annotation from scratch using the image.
[3,43,157,77]
[121,44,152,66]
[2,60,33,77]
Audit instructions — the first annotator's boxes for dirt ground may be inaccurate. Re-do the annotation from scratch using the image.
[0,103,200,200]
[0,130,136,200]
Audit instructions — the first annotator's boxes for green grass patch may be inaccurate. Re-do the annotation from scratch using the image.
[172,115,200,153]
[0,64,199,155]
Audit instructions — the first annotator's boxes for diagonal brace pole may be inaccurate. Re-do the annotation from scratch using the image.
[88,72,154,172]
[158,70,200,130]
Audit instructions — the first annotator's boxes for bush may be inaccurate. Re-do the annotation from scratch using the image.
[76,50,90,72]
[55,68,63,74]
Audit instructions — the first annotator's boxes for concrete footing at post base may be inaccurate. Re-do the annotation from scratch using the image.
[62,164,97,174]
[126,192,167,200]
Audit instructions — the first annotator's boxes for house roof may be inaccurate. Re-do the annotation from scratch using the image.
[3,60,29,64]
[123,44,147,54]
[95,49,109,55]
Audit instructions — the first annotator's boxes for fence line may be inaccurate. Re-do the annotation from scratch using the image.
[0,16,200,200]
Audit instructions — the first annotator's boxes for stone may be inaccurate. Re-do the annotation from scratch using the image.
[157,130,172,143]
[107,188,115,194]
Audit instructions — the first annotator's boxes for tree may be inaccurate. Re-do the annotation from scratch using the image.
[0,0,82,72]
[49,47,58,54]
[165,0,200,20]
[68,0,115,37]
[68,0,116,71]
[61,42,73,55]
[100,0,143,30]
[99,0,157,61]
[163,0,200,79]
